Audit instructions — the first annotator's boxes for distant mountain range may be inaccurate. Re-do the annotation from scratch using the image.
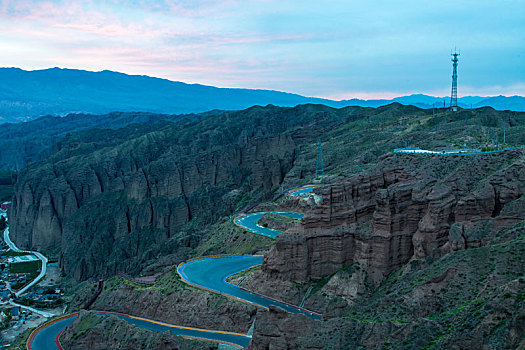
[0,67,523,123]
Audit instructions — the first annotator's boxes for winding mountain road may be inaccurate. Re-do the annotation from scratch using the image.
[27,312,252,350]
[2,212,54,318]
[288,185,321,196]
[26,185,320,349]
[3,227,48,298]
[234,211,303,238]
[177,255,321,319]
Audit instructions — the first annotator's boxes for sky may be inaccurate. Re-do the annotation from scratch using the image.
[1,0,524,99]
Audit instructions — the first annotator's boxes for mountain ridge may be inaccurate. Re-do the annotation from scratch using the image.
[0,67,524,123]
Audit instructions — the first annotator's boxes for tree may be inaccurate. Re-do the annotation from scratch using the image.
[0,215,6,231]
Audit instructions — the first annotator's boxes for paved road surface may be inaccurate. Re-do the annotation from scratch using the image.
[28,314,76,350]
[178,255,321,319]
[3,227,48,298]
[234,211,303,238]
[28,311,251,349]
[288,185,319,196]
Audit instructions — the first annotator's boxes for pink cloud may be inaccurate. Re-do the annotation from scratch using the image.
[1,1,159,40]
[114,0,246,18]
[321,91,409,101]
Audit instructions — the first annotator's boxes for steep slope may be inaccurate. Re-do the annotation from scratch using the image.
[8,104,525,282]
[9,123,296,279]
[8,103,525,349]
[8,104,357,279]
[251,233,525,349]
[263,150,525,284]
[250,151,525,349]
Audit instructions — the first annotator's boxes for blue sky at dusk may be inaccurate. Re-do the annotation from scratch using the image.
[1,0,524,99]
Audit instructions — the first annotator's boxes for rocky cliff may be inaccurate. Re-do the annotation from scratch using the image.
[11,103,447,280]
[250,227,525,349]
[6,104,367,279]
[10,121,297,279]
[251,165,525,349]
[264,150,525,286]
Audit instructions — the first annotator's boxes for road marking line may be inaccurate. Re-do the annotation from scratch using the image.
[93,310,252,338]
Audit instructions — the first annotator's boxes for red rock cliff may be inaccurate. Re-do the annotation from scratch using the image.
[263,151,525,285]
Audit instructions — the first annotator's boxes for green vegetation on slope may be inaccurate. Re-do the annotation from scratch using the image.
[195,220,274,257]
[61,311,218,350]
[8,260,41,274]
[257,213,300,232]
[321,227,525,349]
[0,170,16,201]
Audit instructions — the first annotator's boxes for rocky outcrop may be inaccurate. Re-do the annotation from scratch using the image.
[263,151,525,285]
[250,280,525,350]
[9,104,524,285]
[9,103,481,281]
[9,115,298,280]
[249,306,398,350]
[251,226,525,349]
[257,213,301,232]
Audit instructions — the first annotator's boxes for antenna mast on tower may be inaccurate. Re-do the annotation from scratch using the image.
[450,49,460,111]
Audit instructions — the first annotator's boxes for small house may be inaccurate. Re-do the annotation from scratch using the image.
[11,306,19,320]
[1,202,10,210]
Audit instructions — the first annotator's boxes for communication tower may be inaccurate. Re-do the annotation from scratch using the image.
[450,50,460,111]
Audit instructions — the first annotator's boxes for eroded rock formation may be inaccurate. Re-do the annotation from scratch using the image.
[9,121,297,280]
[263,151,525,285]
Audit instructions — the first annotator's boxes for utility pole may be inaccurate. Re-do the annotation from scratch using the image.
[315,139,324,179]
